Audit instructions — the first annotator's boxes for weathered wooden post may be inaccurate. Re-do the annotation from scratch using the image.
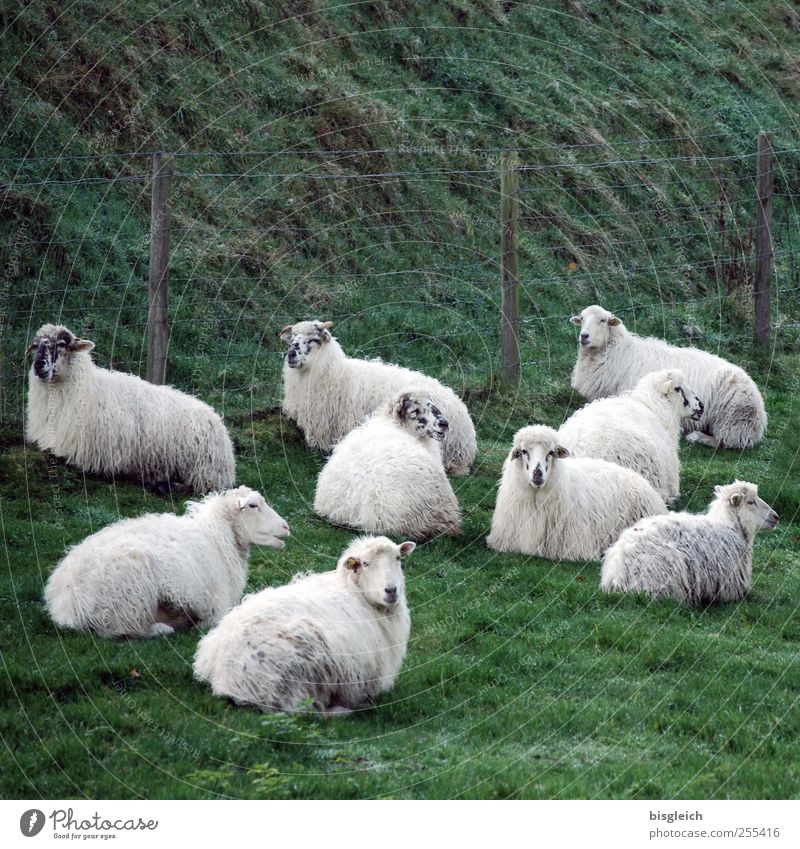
[753,132,774,348]
[147,151,172,384]
[500,151,520,386]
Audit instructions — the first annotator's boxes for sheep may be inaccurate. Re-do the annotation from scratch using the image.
[569,305,767,449]
[486,425,667,561]
[25,324,235,494]
[45,486,289,638]
[314,390,462,541]
[193,535,415,715]
[558,369,704,506]
[601,481,779,605]
[280,319,477,475]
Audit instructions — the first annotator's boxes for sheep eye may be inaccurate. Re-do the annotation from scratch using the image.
[600,318,606,323]
[747,500,756,505]
[249,503,258,510]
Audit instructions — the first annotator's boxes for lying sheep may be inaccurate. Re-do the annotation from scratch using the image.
[601,481,778,604]
[280,320,477,475]
[26,324,235,494]
[314,390,462,540]
[559,369,704,505]
[569,305,767,449]
[486,425,667,561]
[45,486,289,638]
[194,535,415,715]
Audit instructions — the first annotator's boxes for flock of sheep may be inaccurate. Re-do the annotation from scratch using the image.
[25,306,778,715]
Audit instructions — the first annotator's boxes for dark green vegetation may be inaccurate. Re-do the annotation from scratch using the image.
[1,1,799,798]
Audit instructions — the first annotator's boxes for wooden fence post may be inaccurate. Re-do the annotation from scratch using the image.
[754,132,774,348]
[500,151,520,386]
[147,151,172,384]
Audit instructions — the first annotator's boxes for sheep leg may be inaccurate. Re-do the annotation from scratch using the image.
[685,430,720,449]
[666,496,683,510]
[144,622,175,638]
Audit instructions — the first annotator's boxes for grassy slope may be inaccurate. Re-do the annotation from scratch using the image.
[1,1,799,798]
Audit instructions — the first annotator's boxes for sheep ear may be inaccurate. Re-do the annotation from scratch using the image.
[607,315,621,326]
[555,446,570,459]
[510,447,522,460]
[25,340,39,355]
[729,492,743,507]
[569,315,582,326]
[714,485,723,496]
[399,541,416,558]
[393,393,412,420]
[237,497,248,510]
[69,338,95,352]
[279,325,294,344]
[345,556,361,571]
[662,380,673,397]
[320,321,333,330]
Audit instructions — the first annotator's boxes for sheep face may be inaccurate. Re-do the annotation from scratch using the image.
[235,488,291,549]
[279,320,333,370]
[26,324,95,383]
[338,536,416,609]
[714,481,779,535]
[391,391,449,441]
[510,425,569,489]
[651,369,705,421]
[569,305,621,350]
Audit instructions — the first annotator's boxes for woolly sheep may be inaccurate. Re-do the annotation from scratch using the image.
[569,305,767,449]
[314,390,462,540]
[26,324,235,494]
[280,319,477,475]
[601,481,778,604]
[193,535,415,715]
[486,425,667,561]
[45,486,289,638]
[559,368,704,505]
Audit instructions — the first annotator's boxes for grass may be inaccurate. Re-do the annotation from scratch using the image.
[1,0,799,798]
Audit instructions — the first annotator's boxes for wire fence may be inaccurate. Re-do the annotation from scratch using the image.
[1,130,799,421]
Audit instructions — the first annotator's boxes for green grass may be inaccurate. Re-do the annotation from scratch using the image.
[1,0,799,799]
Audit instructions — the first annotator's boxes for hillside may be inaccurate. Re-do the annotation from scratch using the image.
[1,1,799,800]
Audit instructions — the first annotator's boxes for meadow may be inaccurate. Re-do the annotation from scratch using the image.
[1,0,799,799]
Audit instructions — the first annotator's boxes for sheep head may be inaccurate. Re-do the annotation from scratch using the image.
[642,369,704,421]
[231,486,290,549]
[390,390,449,441]
[569,304,622,351]
[338,535,415,610]
[509,425,569,489]
[26,324,95,383]
[279,320,334,369]
[712,481,778,537]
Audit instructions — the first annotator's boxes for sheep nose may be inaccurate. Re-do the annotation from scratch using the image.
[384,586,398,601]
[531,466,544,484]
[439,418,449,430]
[280,522,290,537]
[580,332,589,341]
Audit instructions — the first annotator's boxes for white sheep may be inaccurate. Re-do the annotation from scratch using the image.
[193,535,415,715]
[314,390,462,540]
[45,486,289,638]
[601,481,778,604]
[569,305,767,449]
[26,324,235,494]
[559,368,704,505]
[486,425,667,561]
[280,319,477,475]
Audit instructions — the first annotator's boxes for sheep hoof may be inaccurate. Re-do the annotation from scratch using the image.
[667,496,683,510]
[145,622,175,638]
[153,480,189,497]
[685,431,719,448]
[448,525,463,537]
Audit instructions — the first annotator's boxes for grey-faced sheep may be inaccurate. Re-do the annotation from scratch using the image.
[26,324,235,494]
[486,425,667,561]
[569,305,767,449]
[193,535,415,715]
[280,319,477,475]
[45,486,289,638]
[313,390,462,541]
[601,481,778,604]
[559,368,704,506]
